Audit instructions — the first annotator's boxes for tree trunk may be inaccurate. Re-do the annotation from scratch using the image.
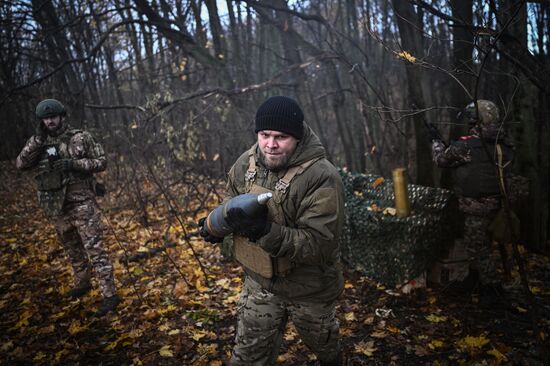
[392,0,433,185]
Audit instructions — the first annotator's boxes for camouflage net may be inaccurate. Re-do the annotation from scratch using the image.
[340,170,457,287]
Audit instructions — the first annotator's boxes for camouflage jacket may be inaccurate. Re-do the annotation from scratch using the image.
[16,123,106,203]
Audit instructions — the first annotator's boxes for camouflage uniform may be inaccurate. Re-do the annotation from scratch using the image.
[431,100,511,284]
[16,122,116,298]
[233,276,340,365]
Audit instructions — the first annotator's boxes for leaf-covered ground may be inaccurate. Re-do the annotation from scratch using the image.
[1,162,549,365]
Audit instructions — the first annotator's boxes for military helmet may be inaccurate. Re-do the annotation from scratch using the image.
[35,99,66,119]
[462,100,500,126]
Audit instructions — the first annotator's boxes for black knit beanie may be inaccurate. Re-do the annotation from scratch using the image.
[255,96,304,139]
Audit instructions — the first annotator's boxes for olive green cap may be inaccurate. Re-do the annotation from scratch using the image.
[35,99,66,119]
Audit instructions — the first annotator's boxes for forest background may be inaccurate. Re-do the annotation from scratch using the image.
[1,0,550,364]
[1,0,549,250]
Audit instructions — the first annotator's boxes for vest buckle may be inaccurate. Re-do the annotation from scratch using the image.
[245,170,256,182]
[274,179,289,193]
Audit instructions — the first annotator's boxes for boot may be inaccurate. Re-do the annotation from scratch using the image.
[66,284,92,298]
[94,295,121,317]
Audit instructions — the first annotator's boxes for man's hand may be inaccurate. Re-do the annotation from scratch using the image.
[35,121,48,142]
[225,207,271,242]
[52,158,75,172]
[198,217,224,244]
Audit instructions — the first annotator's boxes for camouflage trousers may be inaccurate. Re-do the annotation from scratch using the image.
[459,196,501,284]
[54,199,116,298]
[231,276,340,366]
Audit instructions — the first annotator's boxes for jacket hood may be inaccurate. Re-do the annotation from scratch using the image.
[255,122,326,169]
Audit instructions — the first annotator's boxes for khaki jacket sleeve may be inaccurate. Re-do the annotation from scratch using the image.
[225,164,240,200]
[257,170,344,266]
[70,131,106,173]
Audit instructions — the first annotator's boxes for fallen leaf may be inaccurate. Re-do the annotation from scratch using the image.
[224,292,240,305]
[425,314,447,323]
[354,341,377,356]
[68,320,87,335]
[158,345,173,357]
[196,278,209,293]
[372,177,385,188]
[428,339,444,349]
[14,310,32,329]
[158,304,177,315]
[33,352,47,361]
[192,330,217,341]
[516,306,527,313]
[105,333,132,351]
[55,349,69,362]
[363,316,374,325]
[370,330,387,338]
[215,278,231,290]
[197,343,218,356]
[345,312,357,322]
[383,207,397,216]
[487,347,507,361]
[458,335,490,349]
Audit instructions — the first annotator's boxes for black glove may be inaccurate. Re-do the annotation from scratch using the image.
[225,207,271,242]
[52,158,75,172]
[198,217,224,244]
[426,123,442,141]
[35,120,48,142]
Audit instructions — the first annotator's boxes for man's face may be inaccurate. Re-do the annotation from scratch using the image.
[257,130,299,171]
[42,115,63,131]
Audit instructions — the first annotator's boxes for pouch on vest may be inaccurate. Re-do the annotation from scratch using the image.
[34,144,64,191]
[34,144,68,217]
[35,166,68,216]
[233,185,292,279]
[35,169,64,191]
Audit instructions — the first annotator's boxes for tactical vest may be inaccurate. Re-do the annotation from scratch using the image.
[453,138,513,199]
[34,128,92,217]
[233,146,321,279]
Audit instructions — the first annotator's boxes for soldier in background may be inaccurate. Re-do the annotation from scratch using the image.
[429,100,514,287]
[16,99,120,316]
